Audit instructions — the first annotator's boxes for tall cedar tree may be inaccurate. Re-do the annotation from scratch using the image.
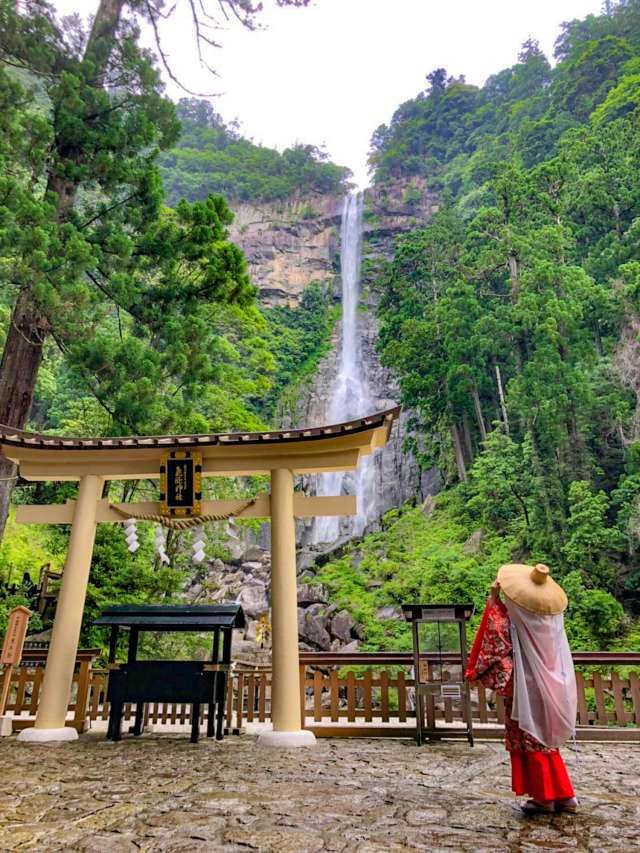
[0,0,307,543]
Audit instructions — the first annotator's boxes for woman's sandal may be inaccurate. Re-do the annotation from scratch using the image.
[555,797,579,814]
[520,799,555,815]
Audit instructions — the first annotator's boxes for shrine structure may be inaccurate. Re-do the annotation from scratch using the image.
[0,406,400,746]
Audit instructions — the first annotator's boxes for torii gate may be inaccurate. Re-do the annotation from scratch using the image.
[0,407,399,746]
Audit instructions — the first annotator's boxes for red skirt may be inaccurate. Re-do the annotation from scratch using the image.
[510,751,575,801]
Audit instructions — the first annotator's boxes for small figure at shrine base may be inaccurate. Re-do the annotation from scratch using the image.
[466,563,578,815]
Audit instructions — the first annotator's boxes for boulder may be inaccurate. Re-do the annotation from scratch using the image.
[351,552,364,569]
[210,588,227,601]
[462,528,484,555]
[242,545,264,563]
[241,561,263,574]
[186,583,202,601]
[297,608,331,650]
[351,621,364,640]
[225,536,245,563]
[340,639,360,653]
[296,549,319,574]
[330,609,356,642]
[297,583,328,606]
[209,558,226,574]
[421,466,443,497]
[225,570,245,583]
[421,495,437,517]
[238,582,269,618]
[376,605,402,620]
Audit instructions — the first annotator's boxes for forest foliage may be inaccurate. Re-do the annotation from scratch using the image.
[159,99,351,204]
[371,0,640,634]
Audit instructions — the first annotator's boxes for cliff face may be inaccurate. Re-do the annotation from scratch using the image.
[228,177,438,308]
[234,178,441,535]
[228,194,342,308]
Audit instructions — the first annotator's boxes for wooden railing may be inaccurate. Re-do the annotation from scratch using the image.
[4,651,640,740]
[3,649,100,732]
[297,652,640,740]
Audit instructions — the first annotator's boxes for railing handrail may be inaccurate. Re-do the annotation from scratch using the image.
[298,651,640,666]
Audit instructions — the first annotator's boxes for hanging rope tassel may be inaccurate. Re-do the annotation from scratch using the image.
[124,518,139,553]
[192,525,205,563]
[109,498,257,530]
[154,525,170,565]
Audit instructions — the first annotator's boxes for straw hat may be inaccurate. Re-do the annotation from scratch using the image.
[497,563,568,615]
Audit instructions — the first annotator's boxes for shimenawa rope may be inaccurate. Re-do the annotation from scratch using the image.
[109,498,257,530]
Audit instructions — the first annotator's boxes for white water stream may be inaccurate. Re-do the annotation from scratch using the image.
[313,193,378,543]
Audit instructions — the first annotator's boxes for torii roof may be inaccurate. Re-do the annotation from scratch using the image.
[0,406,401,481]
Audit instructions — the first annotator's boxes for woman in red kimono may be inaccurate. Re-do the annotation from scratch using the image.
[465,563,578,815]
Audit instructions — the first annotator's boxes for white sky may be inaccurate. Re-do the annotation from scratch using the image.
[54,0,603,186]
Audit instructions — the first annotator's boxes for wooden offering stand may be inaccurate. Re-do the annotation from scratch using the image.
[95,604,245,744]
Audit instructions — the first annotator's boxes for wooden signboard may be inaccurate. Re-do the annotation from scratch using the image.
[1,605,31,719]
[159,450,202,517]
[1,605,31,666]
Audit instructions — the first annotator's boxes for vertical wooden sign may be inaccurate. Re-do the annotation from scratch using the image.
[1,605,31,666]
[0,605,31,717]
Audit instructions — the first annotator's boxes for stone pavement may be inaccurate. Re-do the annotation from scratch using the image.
[0,734,638,852]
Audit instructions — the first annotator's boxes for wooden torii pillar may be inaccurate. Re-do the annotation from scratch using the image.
[0,407,400,746]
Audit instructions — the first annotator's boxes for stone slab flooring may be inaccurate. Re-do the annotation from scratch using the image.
[0,734,638,852]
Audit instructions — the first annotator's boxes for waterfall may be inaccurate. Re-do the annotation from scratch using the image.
[313,193,378,543]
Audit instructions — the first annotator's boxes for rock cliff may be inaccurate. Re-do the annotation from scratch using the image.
[228,177,438,308]
[228,194,342,308]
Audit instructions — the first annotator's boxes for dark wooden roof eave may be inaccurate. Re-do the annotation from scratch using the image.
[0,406,401,453]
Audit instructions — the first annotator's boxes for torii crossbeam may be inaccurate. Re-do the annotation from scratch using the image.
[0,406,400,747]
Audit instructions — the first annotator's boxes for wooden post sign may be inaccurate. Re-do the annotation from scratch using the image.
[159,450,202,517]
[0,605,31,722]
[1,605,31,666]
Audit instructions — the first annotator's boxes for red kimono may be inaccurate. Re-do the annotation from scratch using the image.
[466,599,575,802]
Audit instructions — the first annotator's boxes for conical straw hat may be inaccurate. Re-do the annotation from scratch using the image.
[497,563,568,615]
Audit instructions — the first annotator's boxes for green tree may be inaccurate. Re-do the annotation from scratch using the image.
[562,481,621,588]
[466,429,535,536]
[160,99,350,204]
[0,0,307,543]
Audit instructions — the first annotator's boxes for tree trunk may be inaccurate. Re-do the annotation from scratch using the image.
[461,410,474,462]
[0,291,50,540]
[450,423,467,482]
[472,382,487,441]
[495,363,509,434]
[508,252,520,304]
[0,0,126,544]
[593,321,603,357]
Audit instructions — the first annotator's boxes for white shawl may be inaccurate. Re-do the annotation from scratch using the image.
[505,598,577,749]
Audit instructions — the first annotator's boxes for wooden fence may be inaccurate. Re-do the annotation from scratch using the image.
[4,651,640,740]
[4,648,99,732]
[297,652,640,740]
